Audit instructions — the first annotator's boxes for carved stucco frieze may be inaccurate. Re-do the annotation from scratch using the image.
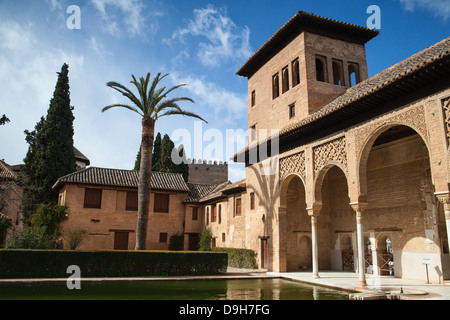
[279,151,306,181]
[313,137,347,176]
[442,97,450,146]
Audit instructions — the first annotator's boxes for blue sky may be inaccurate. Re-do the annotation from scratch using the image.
[0,0,449,182]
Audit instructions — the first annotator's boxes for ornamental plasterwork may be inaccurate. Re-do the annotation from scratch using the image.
[442,97,450,146]
[354,104,428,162]
[313,137,347,176]
[279,151,306,182]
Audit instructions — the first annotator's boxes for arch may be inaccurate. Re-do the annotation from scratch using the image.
[280,173,307,208]
[315,56,327,82]
[357,123,431,196]
[348,63,360,87]
[282,67,289,93]
[313,162,349,203]
[292,58,300,87]
[332,60,344,86]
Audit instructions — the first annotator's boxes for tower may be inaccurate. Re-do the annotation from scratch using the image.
[237,11,379,144]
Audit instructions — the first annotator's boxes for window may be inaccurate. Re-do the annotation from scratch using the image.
[292,58,300,87]
[250,124,257,142]
[154,193,169,213]
[272,73,280,99]
[235,198,242,216]
[222,233,226,242]
[251,90,256,107]
[126,191,138,211]
[206,207,210,225]
[282,66,289,93]
[211,204,217,223]
[159,233,168,243]
[315,55,328,82]
[218,204,222,224]
[332,59,345,86]
[250,192,255,210]
[348,63,360,87]
[192,207,198,221]
[84,188,102,209]
[289,103,296,119]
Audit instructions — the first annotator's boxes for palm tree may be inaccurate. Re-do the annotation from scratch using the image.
[103,73,207,250]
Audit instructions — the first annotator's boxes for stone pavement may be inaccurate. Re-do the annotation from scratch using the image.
[269,271,450,300]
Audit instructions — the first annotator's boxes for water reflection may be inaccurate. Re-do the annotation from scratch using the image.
[0,279,349,300]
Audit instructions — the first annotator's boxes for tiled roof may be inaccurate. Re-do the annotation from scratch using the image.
[53,167,190,192]
[233,36,450,161]
[73,147,90,165]
[0,161,16,180]
[199,180,246,203]
[184,183,220,203]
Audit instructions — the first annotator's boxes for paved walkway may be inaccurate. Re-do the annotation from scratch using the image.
[269,271,450,300]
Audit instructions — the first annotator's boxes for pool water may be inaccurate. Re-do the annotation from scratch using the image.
[0,278,350,300]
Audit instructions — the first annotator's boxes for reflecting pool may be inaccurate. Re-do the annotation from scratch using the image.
[0,278,350,300]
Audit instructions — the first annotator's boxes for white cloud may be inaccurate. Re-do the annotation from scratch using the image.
[169,73,247,124]
[45,0,64,11]
[90,0,147,36]
[167,5,252,67]
[0,20,34,52]
[399,0,450,20]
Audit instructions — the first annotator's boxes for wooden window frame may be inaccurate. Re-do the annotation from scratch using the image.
[154,193,170,213]
[126,191,138,211]
[250,192,255,210]
[84,188,102,209]
[289,103,296,119]
[159,232,168,243]
[192,206,199,221]
[235,197,242,217]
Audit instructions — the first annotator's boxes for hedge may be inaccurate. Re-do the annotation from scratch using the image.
[0,250,228,279]
[214,248,258,269]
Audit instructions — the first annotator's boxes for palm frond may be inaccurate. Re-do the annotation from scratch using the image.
[158,109,208,123]
[102,104,144,116]
[106,81,144,112]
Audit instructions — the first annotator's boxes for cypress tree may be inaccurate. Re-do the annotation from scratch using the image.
[21,63,76,223]
[158,134,177,173]
[152,132,162,171]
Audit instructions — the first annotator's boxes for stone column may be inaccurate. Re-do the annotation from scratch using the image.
[436,193,450,254]
[307,204,321,279]
[351,202,368,286]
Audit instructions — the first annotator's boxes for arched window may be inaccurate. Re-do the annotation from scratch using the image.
[315,55,327,82]
[332,60,344,86]
[292,58,300,87]
[348,63,360,87]
[272,73,280,99]
[282,67,289,93]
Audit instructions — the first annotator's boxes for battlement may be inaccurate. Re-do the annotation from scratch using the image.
[187,159,229,185]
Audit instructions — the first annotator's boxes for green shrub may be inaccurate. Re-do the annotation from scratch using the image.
[31,203,67,236]
[0,250,228,279]
[199,227,212,251]
[0,215,12,248]
[168,233,184,251]
[4,226,58,250]
[63,228,88,250]
[215,248,258,269]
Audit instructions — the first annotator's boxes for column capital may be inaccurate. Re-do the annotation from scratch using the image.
[306,202,322,217]
[350,202,368,217]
